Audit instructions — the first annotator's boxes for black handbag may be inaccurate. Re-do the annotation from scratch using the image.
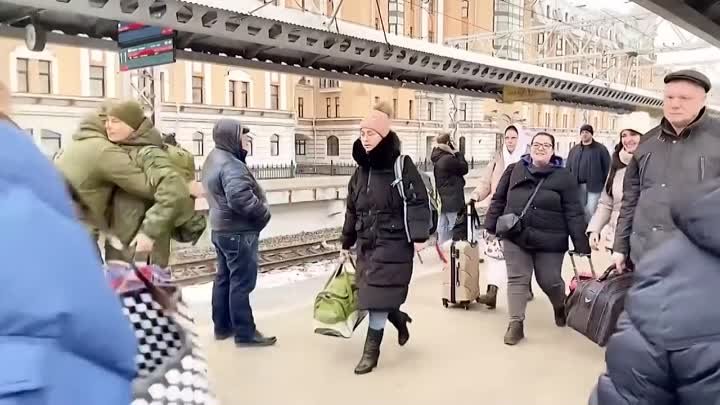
[495,178,545,239]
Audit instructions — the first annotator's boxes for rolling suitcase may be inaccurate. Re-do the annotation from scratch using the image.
[442,203,481,310]
[565,251,634,347]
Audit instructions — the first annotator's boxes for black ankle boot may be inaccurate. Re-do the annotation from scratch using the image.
[504,321,524,345]
[477,285,498,309]
[554,305,567,327]
[387,310,412,346]
[354,328,384,374]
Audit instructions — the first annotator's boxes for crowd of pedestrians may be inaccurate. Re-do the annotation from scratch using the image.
[1,67,719,404]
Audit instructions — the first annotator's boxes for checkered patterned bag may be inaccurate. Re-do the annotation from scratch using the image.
[104,262,218,405]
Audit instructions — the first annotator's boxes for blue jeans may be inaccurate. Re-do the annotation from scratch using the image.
[578,184,601,222]
[437,211,458,244]
[211,231,259,342]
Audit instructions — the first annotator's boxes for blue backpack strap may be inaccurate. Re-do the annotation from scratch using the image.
[392,155,412,243]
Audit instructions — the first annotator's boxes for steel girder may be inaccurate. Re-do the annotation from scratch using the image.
[0,0,670,113]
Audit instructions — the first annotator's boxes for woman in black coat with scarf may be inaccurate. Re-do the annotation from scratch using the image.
[341,101,431,375]
[485,132,590,345]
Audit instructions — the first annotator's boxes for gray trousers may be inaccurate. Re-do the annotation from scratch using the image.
[503,240,566,322]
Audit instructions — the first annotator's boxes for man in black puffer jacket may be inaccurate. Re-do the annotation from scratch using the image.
[201,119,275,347]
[431,132,469,243]
[590,178,720,405]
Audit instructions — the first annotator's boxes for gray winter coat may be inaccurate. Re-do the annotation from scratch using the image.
[201,119,270,234]
[613,109,720,264]
[590,179,720,405]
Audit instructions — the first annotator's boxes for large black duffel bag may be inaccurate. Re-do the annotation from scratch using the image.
[565,252,634,347]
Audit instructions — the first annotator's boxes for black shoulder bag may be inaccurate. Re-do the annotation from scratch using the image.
[495,178,545,239]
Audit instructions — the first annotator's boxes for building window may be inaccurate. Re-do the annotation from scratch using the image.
[159,71,166,102]
[388,0,404,35]
[229,80,237,106]
[392,98,398,119]
[192,131,204,156]
[334,97,340,117]
[544,112,551,127]
[38,60,52,94]
[295,137,306,155]
[192,75,204,104]
[563,114,568,128]
[459,103,467,121]
[270,134,280,156]
[428,29,434,43]
[297,97,304,118]
[16,58,29,93]
[461,0,469,18]
[326,97,331,118]
[246,136,254,156]
[427,102,434,121]
[40,129,61,157]
[458,136,466,155]
[90,65,106,97]
[327,135,340,156]
[241,81,249,107]
[319,78,340,89]
[546,5,550,16]
[409,100,414,119]
[270,84,279,110]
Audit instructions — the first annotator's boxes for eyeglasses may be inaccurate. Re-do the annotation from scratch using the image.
[531,143,553,150]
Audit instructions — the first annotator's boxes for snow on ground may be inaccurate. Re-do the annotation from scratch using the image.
[180,259,337,306]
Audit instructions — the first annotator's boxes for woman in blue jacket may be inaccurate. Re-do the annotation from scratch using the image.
[591,178,720,404]
[0,121,137,405]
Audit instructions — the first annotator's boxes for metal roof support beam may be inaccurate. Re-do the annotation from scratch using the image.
[0,0,676,112]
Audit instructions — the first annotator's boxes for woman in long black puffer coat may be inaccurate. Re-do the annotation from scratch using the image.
[341,101,431,375]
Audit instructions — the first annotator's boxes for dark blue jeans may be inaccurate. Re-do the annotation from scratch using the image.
[211,231,259,342]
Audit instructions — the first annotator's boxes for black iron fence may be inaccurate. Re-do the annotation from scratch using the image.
[195,158,488,181]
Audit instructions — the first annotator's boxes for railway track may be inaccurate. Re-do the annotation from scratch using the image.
[170,239,341,286]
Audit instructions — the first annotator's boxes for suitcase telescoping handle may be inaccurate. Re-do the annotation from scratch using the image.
[568,250,596,279]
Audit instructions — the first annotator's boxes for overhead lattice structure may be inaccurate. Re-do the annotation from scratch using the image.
[447,10,710,88]
[0,0,693,113]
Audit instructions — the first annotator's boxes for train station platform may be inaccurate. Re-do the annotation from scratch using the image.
[182,251,612,405]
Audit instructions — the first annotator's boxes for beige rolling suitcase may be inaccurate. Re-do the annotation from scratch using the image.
[442,203,481,310]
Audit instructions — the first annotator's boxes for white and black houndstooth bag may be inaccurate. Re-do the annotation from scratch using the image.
[107,263,218,405]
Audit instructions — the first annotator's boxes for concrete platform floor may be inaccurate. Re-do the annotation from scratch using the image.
[184,251,612,405]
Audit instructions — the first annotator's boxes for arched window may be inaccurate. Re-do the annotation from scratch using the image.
[459,136,466,155]
[295,134,307,156]
[40,129,62,157]
[192,131,204,156]
[270,134,280,156]
[246,136,254,156]
[326,135,339,156]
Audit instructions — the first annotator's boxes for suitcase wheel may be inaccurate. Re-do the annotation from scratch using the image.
[442,299,449,308]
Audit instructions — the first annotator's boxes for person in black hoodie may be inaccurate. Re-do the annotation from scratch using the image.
[431,132,469,243]
[485,132,590,345]
[590,178,720,405]
[341,101,431,375]
[202,119,275,347]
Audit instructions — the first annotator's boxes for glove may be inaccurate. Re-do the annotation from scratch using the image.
[588,232,600,250]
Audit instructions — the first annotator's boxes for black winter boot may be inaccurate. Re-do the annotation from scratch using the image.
[477,285,498,309]
[387,310,412,346]
[504,321,524,345]
[554,305,567,327]
[354,328,384,374]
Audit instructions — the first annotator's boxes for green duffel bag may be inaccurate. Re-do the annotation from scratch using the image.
[313,256,367,338]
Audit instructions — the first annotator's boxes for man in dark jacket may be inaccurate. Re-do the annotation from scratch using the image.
[431,132,469,243]
[201,119,275,347]
[566,124,611,222]
[613,69,720,270]
[590,178,720,405]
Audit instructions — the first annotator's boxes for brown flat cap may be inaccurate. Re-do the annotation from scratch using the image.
[664,69,711,93]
